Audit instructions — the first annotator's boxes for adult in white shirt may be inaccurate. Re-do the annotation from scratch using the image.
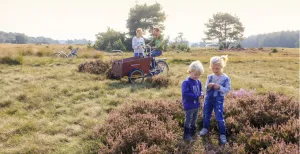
[132,28,145,57]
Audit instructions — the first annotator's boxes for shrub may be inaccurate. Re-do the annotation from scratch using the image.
[235,123,274,153]
[271,48,278,53]
[227,88,255,98]
[219,43,224,50]
[96,93,299,153]
[87,41,93,49]
[95,100,182,154]
[0,56,23,65]
[112,39,126,51]
[78,60,109,75]
[260,140,299,154]
[146,75,171,88]
[261,118,299,144]
[225,93,298,128]
[236,44,242,48]
[105,43,113,52]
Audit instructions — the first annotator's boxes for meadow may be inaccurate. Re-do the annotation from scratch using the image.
[0,44,299,153]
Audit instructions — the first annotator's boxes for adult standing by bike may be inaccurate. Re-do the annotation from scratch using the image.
[132,28,145,57]
[148,26,164,70]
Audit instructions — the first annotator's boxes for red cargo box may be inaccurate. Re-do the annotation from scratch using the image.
[112,56,152,78]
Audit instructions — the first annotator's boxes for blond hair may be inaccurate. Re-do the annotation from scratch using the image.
[209,55,229,68]
[187,61,204,74]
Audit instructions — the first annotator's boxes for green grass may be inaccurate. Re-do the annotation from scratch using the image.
[0,45,299,153]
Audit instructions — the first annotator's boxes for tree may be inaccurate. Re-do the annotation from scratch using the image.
[204,12,244,49]
[94,27,126,51]
[15,34,28,44]
[87,40,92,48]
[113,39,126,51]
[169,33,189,51]
[126,3,166,36]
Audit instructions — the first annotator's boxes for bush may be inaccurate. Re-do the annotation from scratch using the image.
[146,75,171,87]
[219,43,224,50]
[177,44,188,51]
[225,93,298,128]
[227,88,255,98]
[271,48,278,53]
[95,100,182,154]
[260,140,299,154]
[68,45,73,50]
[112,39,126,51]
[105,43,113,52]
[236,44,242,48]
[78,60,110,75]
[87,41,92,49]
[0,56,23,65]
[96,92,299,153]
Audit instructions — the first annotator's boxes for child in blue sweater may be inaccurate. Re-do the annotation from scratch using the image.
[199,55,231,144]
[181,61,204,141]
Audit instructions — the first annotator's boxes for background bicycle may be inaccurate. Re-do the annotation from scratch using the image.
[53,47,79,58]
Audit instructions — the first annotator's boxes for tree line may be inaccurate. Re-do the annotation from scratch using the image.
[0,31,60,44]
[242,31,299,48]
[0,31,92,45]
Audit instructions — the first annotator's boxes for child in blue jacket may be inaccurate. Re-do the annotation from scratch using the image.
[181,61,204,141]
[199,55,231,144]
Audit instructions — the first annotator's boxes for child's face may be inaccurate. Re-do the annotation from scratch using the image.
[189,71,201,80]
[137,30,143,37]
[211,64,222,74]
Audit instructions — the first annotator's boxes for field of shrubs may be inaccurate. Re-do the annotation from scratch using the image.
[95,92,299,153]
[0,44,298,153]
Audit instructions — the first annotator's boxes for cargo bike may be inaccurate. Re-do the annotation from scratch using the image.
[111,45,169,84]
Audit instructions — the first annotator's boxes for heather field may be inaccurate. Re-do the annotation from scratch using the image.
[0,44,299,153]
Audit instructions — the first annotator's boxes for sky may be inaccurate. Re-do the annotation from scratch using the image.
[0,0,299,42]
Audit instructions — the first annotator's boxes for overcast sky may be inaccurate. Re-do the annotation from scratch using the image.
[0,0,299,42]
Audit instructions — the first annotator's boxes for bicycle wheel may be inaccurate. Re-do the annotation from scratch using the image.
[155,61,169,76]
[128,69,144,84]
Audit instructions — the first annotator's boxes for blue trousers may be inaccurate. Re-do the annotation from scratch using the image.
[184,108,199,129]
[134,53,144,57]
[203,96,226,135]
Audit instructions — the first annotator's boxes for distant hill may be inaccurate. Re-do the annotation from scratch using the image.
[0,31,92,44]
[242,30,299,48]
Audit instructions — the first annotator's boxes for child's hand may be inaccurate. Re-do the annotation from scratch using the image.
[207,83,215,88]
[214,84,221,90]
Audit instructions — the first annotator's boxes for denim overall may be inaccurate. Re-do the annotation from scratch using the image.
[203,75,228,135]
